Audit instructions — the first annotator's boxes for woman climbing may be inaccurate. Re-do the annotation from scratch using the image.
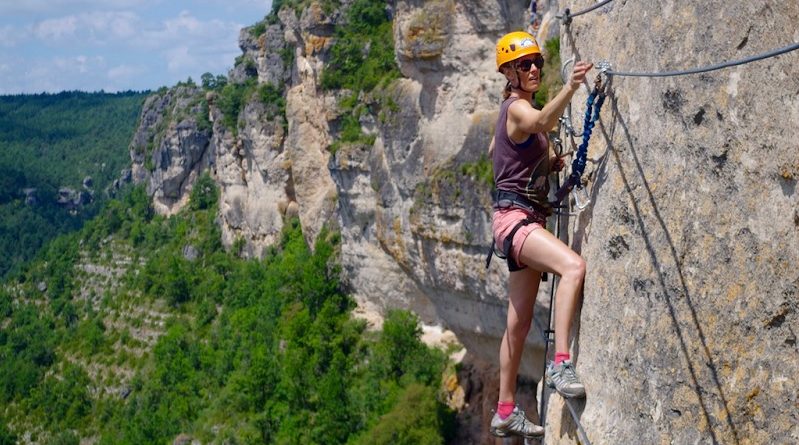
[488,31,593,438]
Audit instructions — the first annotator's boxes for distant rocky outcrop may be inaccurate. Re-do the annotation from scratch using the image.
[109,169,133,196]
[126,1,799,443]
[129,85,213,215]
[56,186,92,211]
[22,188,37,206]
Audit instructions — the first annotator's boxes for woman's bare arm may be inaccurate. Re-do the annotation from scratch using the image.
[511,61,594,134]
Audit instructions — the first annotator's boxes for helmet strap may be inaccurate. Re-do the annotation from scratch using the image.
[511,67,532,93]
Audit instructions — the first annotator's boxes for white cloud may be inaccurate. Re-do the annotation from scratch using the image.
[34,16,79,40]
[51,55,105,73]
[0,0,158,15]
[0,0,272,92]
[29,9,244,54]
[0,25,29,47]
[205,0,272,16]
[32,12,139,44]
[165,46,193,73]
[108,64,145,80]
[83,11,139,40]
[139,10,245,78]
[140,10,241,48]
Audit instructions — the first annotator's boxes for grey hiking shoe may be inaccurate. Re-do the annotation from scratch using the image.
[546,360,586,398]
[489,406,544,438]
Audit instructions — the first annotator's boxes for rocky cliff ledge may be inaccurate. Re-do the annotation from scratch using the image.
[128,0,798,443]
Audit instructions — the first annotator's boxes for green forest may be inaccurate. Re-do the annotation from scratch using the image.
[0,91,147,278]
[1,2,462,443]
[0,178,457,444]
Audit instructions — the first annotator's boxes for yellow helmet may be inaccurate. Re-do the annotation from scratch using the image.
[496,31,541,71]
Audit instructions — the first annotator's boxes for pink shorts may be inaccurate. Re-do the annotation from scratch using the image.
[492,208,545,269]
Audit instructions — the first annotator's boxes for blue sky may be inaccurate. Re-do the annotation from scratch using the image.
[0,0,273,94]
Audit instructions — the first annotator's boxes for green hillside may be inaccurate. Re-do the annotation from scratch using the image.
[0,91,148,278]
[0,180,456,444]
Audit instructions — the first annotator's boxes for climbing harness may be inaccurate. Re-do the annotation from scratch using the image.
[552,62,611,210]
[486,65,612,270]
[485,190,548,273]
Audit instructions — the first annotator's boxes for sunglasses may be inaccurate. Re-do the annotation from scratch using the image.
[514,56,545,72]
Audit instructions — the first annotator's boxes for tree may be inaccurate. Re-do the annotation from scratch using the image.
[351,384,446,445]
[189,173,218,211]
[0,419,17,445]
[201,72,228,91]
[201,72,215,90]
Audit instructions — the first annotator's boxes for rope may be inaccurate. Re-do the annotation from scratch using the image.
[553,77,606,203]
[607,41,799,77]
[558,0,614,24]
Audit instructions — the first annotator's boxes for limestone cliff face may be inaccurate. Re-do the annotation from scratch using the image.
[333,0,530,365]
[129,86,213,215]
[542,2,799,444]
[128,1,537,364]
[128,0,799,443]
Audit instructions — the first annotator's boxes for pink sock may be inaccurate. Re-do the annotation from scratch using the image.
[554,352,570,365]
[497,401,516,419]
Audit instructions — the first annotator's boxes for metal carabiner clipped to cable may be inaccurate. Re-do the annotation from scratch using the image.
[595,60,612,94]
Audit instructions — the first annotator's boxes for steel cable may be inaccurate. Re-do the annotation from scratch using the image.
[607,41,799,77]
[558,0,614,23]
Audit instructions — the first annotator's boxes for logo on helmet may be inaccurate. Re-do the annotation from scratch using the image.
[519,38,536,48]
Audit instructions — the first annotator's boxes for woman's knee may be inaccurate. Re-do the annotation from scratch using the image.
[562,256,586,281]
[508,320,532,339]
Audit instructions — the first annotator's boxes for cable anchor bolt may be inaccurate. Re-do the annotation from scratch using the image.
[558,8,572,26]
[595,61,612,92]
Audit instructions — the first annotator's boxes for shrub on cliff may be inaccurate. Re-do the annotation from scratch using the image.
[321,0,400,93]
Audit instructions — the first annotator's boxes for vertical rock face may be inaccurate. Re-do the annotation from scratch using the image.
[212,97,290,257]
[129,86,213,215]
[131,27,294,254]
[128,1,799,442]
[330,0,552,376]
[282,13,338,247]
[542,2,799,444]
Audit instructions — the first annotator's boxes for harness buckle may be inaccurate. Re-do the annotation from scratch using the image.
[496,199,514,209]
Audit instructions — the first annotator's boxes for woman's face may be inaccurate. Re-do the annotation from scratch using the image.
[506,54,544,92]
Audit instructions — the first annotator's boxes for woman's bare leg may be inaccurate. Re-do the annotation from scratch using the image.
[498,267,541,402]
[517,228,586,354]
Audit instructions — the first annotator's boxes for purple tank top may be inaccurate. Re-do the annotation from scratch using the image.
[492,97,552,214]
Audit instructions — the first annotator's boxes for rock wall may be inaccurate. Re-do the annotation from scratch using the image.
[542,1,799,444]
[334,0,530,367]
[128,86,213,215]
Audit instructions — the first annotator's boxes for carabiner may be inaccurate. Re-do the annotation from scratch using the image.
[572,184,591,210]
